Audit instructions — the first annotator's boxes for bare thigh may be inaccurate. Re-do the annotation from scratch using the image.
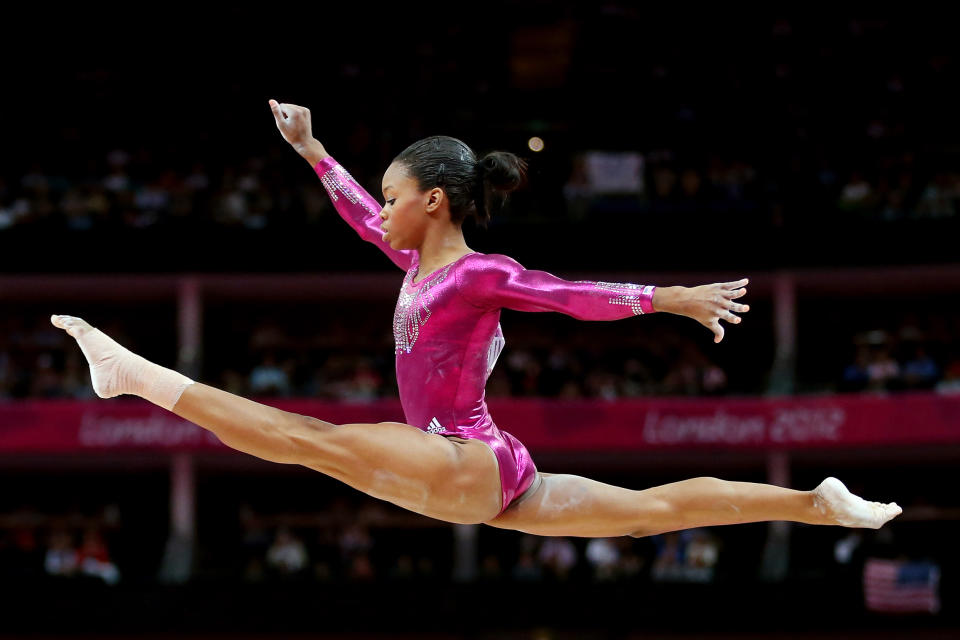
[302,422,502,525]
[483,472,671,537]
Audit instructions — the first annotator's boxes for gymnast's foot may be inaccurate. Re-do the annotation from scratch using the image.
[51,314,194,410]
[813,477,902,529]
[51,315,143,399]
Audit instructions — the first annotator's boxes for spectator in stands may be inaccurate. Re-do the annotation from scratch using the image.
[29,353,63,398]
[347,552,376,581]
[77,527,120,585]
[662,343,728,396]
[841,345,871,392]
[585,537,620,582]
[935,349,960,393]
[652,530,721,583]
[338,523,373,575]
[338,357,383,402]
[838,171,875,213]
[248,352,291,396]
[538,537,578,581]
[265,527,309,577]
[914,172,958,218]
[863,332,901,391]
[902,343,940,390]
[505,348,542,396]
[44,528,79,578]
[511,550,542,582]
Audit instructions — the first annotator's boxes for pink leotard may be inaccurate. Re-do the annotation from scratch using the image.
[315,156,656,515]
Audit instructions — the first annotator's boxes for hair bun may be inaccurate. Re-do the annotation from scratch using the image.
[478,151,527,193]
[472,151,528,228]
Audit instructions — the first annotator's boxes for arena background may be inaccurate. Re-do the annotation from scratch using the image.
[1,5,959,639]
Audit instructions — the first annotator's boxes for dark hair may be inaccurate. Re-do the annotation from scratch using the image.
[392,135,527,228]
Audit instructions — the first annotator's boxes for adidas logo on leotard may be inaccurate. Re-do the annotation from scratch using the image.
[427,417,444,434]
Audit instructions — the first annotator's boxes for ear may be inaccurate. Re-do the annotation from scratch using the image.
[424,187,445,214]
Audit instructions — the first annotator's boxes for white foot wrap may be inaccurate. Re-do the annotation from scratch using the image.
[813,477,902,529]
[51,315,194,411]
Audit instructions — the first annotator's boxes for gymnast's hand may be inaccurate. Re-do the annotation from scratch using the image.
[652,278,750,344]
[269,99,329,166]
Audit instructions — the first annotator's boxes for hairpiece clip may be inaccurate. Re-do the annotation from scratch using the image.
[437,162,445,185]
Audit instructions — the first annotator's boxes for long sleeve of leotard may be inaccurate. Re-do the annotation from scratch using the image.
[455,253,656,319]
[314,156,416,271]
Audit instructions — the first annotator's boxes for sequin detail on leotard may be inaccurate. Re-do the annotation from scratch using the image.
[575,281,657,315]
[319,164,382,218]
[486,331,506,379]
[393,263,454,354]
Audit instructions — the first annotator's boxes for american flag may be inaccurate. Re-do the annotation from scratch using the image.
[863,558,940,613]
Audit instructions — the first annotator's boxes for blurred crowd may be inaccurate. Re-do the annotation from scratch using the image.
[222,319,738,400]
[0,311,743,401]
[242,516,715,586]
[5,305,960,401]
[0,507,121,585]
[1,144,956,236]
[804,305,960,394]
[839,325,960,393]
[2,17,959,234]
[0,499,717,586]
[2,486,945,589]
[0,153,329,232]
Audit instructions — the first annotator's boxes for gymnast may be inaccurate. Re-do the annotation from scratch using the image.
[50,100,901,537]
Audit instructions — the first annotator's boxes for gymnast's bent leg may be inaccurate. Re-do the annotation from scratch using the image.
[485,472,902,537]
[51,315,502,524]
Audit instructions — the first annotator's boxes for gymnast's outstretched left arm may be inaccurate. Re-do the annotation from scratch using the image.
[454,253,749,343]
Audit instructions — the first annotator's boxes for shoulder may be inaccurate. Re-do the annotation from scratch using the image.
[456,253,526,306]
[457,252,524,285]
[459,252,522,274]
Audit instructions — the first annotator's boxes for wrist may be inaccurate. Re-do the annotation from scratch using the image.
[294,139,329,166]
[651,285,683,314]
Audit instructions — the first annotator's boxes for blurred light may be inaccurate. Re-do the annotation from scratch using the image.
[527,136,545,152]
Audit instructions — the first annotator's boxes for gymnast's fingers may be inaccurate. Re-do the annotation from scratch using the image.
[721,278,749,289]
[269,99,286,121]
[721,286,748,300]
[725,299,750,313]
[711,319,725,344]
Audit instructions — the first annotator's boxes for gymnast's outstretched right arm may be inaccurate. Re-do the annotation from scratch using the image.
[269,99,415,271]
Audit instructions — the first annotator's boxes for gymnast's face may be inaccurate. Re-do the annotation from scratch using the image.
[380,161,444,250]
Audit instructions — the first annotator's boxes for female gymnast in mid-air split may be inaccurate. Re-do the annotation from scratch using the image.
[51,100,901,537]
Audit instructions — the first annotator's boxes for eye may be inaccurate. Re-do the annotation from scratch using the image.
[386,198,397,206]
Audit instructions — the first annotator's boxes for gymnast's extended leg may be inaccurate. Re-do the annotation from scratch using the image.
[485,472,902,537]
[51,315,502,524]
